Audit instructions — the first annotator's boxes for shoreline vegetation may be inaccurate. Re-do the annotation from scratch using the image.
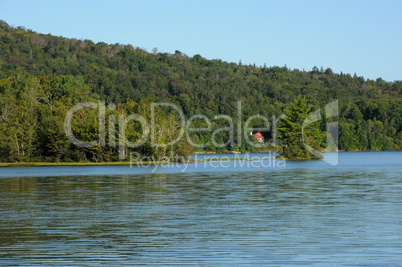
[0,154,278,167]
[1,150,400,168]
[0,20,401,164]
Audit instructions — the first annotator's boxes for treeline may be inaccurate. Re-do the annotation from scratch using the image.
[0,20,401,162]
[0,74,196,162]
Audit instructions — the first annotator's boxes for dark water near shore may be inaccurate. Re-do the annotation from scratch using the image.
[0,152,402,265]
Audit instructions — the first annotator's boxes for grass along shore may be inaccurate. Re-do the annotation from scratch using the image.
[0,161,167,167]
[0,155,283,167]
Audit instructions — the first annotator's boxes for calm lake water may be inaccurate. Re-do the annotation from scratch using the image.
[1,152,402,265]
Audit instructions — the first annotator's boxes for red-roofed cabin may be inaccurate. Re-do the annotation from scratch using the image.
[254,132,264,143]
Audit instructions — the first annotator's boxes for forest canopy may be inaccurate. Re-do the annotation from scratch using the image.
[0,20,401,162]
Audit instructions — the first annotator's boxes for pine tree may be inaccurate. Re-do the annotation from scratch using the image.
[277,96,325,159]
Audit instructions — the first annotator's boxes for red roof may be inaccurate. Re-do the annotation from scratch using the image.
[254,132,263,138]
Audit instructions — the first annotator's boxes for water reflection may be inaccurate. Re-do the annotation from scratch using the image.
[0,152,402,265]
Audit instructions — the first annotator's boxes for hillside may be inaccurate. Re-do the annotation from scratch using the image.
[0,20,401,162]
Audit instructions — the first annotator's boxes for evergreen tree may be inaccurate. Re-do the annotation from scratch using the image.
[0,20,401,163]
[277,96,325,159]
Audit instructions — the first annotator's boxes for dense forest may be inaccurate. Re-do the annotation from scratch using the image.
[0,20,401,162]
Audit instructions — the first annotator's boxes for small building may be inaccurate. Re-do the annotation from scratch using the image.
[254,132,264,143]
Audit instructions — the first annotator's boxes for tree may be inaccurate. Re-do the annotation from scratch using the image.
[277,96,325,159]
[0,20,401,162]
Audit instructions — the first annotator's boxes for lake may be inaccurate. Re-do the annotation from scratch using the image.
[1,151,402,265]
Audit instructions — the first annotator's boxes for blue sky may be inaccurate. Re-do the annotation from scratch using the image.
[1,0,401,81]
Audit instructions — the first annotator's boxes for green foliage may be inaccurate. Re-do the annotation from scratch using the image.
[0,21,401,162]
[277,96,325,159]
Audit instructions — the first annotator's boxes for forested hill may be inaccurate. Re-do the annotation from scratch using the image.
[0,20,401,162]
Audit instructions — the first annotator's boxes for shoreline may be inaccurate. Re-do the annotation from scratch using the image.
[0,155,280,168]
[0,161,166,168]
[0,150,401,168]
